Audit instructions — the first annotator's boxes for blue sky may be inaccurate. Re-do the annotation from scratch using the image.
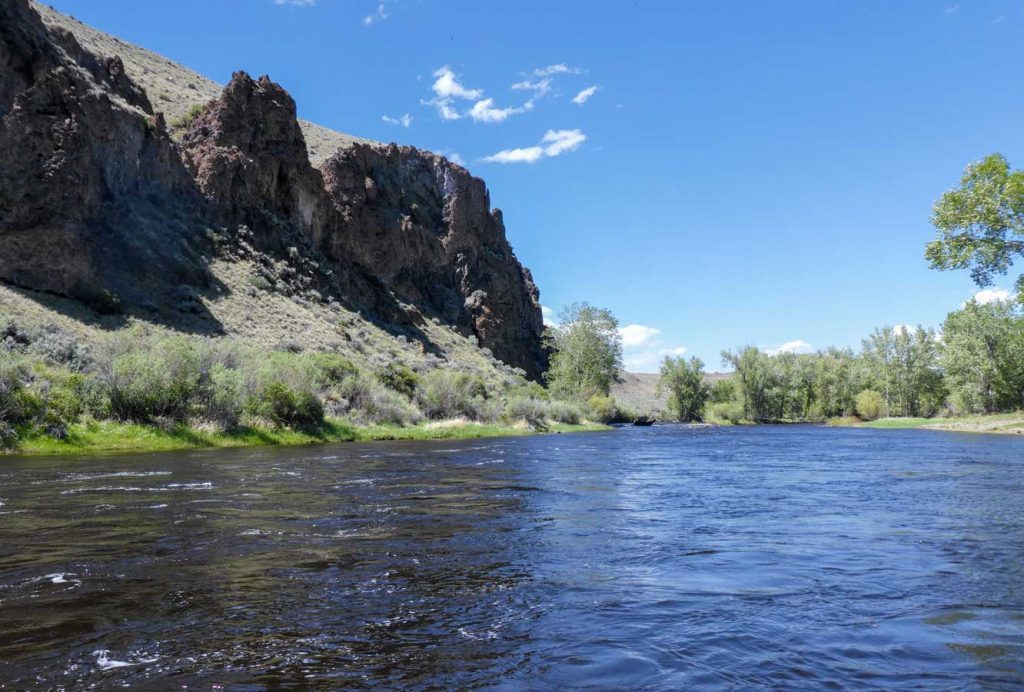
[48,0,1024,371]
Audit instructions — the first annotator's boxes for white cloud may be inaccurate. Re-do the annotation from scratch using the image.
[618,324,661,348]
[421,66,483,120]
[616,323,687,372]
[624,344,689,373]
[572,85,600,105]
[511,77,552,99]
[276,0,315,5]
[972,288,1012,305]
[363,2,389,25]
[448,152,466,166]
[533,64,582,77]
[431,66,482,100]
[482,129,586,164]
[892,324,912,336]
[541,305,558,326]
[765,339,812,356]
[381,113,412,128]
[468,98,532,123]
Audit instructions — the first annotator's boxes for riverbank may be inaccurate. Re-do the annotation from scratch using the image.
[5,419,611,457]
[829,412,1024,435]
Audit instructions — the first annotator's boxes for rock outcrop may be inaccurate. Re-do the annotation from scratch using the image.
[0,0,208,306]
[0,0,546,378]
[180,72,330,244]
[321,144,545,379]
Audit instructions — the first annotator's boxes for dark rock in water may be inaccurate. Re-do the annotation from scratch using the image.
[633,416,656,427]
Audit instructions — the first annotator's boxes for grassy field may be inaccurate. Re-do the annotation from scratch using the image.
[7,419,610,457]
[831,412,1024,434]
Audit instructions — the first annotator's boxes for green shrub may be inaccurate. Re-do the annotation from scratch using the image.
[705,400,744,425]
[331,374,421,425]
[204,364,244,429]
[855,389,884,421]
[547,400,583,424]
[309,353,359,386]
[505,396,548,425]
[376,363,420,398]
[251,381,324,428]
[104,339,202,421]
[416,369,488,420]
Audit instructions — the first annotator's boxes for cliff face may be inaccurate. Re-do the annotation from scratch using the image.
[321,144,545,379]
[0,0,546,378]
[0,0,208,306]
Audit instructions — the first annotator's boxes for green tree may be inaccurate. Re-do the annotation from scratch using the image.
[544,303,623,400]
[942,298,1024,413]
[927,153,1024,298]
[658,356,710,422]
[861,325,945,417]
[855,389,883,421]
[721,346,780,421]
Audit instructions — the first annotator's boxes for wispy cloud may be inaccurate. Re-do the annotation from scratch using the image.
[363,1,389,25]
[572,85,600,105]
[532,64,582,77]
[990,14,1007,24]
[275,0,316,6]
[482,129,586,164]
[468,98,532,123]
[943,4,959,14]
[511,77,552,99]
[765,339,812,356]
[381,113,412,128]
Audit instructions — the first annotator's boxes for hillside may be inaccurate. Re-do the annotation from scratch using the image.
[31,2,372,165]
[1,0,545,387]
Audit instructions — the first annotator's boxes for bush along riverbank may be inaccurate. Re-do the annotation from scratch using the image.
[0,324,609,456]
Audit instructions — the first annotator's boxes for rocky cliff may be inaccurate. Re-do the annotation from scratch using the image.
[0,0,210,307]
[0,0,546,378]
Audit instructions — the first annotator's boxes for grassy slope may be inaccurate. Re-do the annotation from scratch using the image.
[10,420,610,457]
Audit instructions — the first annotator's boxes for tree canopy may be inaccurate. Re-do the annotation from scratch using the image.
[544,303,623,400]
[927,153,1024,298]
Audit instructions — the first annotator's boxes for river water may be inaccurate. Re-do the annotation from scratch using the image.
[1,425,1024,689]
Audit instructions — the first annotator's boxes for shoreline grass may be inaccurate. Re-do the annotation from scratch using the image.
[5,419,611,457]
[828,412,1024,435]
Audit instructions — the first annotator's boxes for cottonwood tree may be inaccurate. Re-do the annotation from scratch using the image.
[544,303,623,400]
[928,154,1024,298]
[942,298,1024,413]
[658,356,710,422]
[861,326,945,417]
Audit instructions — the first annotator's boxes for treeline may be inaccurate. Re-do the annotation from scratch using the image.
[0,323,587,447]
[659,298,1024,423]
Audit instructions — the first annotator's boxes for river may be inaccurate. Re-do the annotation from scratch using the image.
[1,425,1023,688]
